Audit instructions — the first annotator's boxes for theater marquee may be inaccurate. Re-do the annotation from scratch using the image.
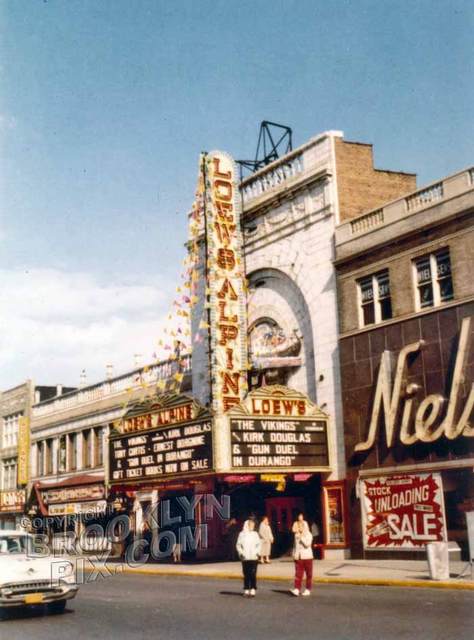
[227,386,330,471]
[109,394,214,485]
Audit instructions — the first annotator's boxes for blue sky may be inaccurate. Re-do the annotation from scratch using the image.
[0,0,473,389]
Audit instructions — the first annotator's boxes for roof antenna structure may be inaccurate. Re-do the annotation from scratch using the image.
[237,121,293,179]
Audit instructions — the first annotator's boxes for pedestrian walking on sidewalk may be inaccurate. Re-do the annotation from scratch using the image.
[236,519,261,597]
[290,513,313,597]
[258,516,274,563]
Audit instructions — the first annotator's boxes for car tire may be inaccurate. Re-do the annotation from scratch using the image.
[47,600,67,615]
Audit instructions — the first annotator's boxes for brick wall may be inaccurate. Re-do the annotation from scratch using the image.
[335,138,416,222]
[339,301,474,555]
[337,222,474,334]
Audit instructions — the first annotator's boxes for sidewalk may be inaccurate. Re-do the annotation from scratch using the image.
[97,557,474,591]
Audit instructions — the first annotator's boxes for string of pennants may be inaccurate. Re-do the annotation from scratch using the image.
[119,153,251,414]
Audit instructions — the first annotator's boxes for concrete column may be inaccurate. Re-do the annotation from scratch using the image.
[51,438,59,475]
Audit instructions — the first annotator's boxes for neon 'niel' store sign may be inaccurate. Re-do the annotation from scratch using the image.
[355,316,474,451]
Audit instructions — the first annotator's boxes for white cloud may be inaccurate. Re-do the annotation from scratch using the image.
[0,268,181,389]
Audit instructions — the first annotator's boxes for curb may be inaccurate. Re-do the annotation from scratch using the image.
[116,566,474,591]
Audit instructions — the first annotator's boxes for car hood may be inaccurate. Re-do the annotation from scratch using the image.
[0,554,74,585]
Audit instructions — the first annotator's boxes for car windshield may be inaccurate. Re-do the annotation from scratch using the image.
[0,535,32,555]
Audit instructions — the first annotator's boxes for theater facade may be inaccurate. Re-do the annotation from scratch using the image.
[27,129,420,560]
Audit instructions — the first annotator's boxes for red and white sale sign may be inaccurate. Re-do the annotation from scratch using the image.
[361,473,447,550]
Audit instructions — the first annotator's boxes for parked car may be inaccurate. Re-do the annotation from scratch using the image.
[0,530,78,616]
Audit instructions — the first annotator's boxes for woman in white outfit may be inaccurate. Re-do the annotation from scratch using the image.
[236,520,261,597]
[290,513,314,596]
[258,516,274,563]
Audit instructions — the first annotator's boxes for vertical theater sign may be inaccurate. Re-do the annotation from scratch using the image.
[202,151,248,417]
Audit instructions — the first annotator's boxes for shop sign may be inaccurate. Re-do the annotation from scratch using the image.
[355,316,474,452]
[204,151,248,415]
[43,484,105,505]
[361,474,447,550]
[0,490,25,513]
[260,474,286,483]
[17,416,30,486]
[48,500,107,516]
[228,386,330,470]
[261,473,286,491]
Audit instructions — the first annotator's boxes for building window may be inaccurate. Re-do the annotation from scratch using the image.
[58,436,67,473]
[414,249,454,310]
[68,433,77,471]
[36,442,44,477]
[83,430,92,468]
[2,414,20,448]
[94,427,104,467]
[45,439,53,475]
[358,270,392,327]
[1,458,17,490]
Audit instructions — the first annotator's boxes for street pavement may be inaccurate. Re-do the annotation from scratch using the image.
[1,573,473,640]
[86,555,474,589]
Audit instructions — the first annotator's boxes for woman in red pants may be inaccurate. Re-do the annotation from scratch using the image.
[290,513,313,596]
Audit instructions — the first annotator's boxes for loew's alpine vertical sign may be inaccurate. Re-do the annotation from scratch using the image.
[204,151,248,416]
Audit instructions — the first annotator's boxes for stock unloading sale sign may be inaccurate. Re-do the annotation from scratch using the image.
[361,473,447,550]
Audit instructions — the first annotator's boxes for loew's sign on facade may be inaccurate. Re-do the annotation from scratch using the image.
[109,394,214,484]
[228,386,330,471]
[361,473,447,550]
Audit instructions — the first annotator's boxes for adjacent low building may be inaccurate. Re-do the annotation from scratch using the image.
[0,381,64,530]
[28,358,190,547]
[335,166,474,558]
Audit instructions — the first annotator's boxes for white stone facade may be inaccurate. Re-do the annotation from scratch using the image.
[240,131,346,481]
